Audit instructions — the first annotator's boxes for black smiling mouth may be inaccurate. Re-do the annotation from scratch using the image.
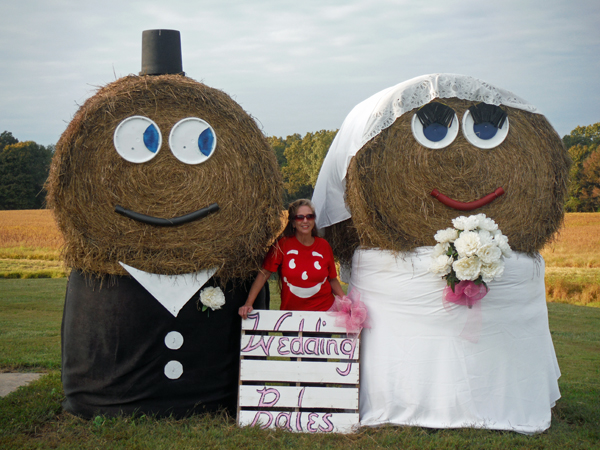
[115,203,220,227]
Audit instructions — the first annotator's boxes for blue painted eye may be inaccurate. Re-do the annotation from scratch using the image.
[473,122,498,140]
[462,110,509,149]
[423,123,448,142]
[113,116,162,163]
[143,124,161,153]
[169,118,217,165]
[411,112,459,149]
[198,128,215,156]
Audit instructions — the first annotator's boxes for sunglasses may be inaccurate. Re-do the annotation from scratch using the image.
[293,214,316,221]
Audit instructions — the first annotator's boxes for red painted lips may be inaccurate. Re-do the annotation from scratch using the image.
[431,187,505,211]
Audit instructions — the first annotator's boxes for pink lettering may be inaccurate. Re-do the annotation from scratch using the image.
[277,337,290,355]
[250,411,273,429]
[296,387,305,431]
[340,339,357,359]
[247,312,260,330]
[275,412,292,431]
[241,335,275,355]
[290,319,305,355]
[318,413,334,432]
[273,312,293,331]
[336,362,353,376]
[307,413,319,433]
[303,338,319,355]
[257,387,280,407]
[326,339,339,356]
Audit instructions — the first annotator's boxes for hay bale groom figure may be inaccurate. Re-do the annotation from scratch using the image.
[48,30,282,418]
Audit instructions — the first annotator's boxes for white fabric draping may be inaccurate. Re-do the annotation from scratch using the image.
[351,247,560,434]
[312,73,539,229]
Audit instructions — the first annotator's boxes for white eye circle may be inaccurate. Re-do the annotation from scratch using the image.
[289,259,296,269]
[169,117,217,165]
[462,109,510,149]
[314,261,321,270]
[411,113,459,149]
[113,116,162,163]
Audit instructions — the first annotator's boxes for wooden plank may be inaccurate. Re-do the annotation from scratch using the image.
[240,334,359,360]
[240,359,359,384]
[238,410,359,434]
[241,310,347,333]
[239,385,359,409]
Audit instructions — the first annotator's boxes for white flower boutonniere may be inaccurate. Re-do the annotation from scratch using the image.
[198,286,226,316]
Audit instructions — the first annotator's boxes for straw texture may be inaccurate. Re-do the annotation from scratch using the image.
[47,75,283,280]
[326,98,570,263]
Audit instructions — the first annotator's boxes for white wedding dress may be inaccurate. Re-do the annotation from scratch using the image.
[351,247,560,434]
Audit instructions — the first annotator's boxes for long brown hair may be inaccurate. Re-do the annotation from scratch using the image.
[282,198,319,238]
[274,199,319,294]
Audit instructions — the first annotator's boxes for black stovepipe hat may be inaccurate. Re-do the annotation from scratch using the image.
[140,29,184,76]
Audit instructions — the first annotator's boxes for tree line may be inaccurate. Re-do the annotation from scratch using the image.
[562,123,600,212]
[271,123,600,212]
[0,131,54,210]
[1,124,599,211]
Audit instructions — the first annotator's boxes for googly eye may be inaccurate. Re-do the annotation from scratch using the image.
[411,107,459,149]
[462,109,509,149]
[169,117,217,165]
[113,116,162,163]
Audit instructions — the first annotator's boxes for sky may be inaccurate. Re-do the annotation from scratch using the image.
[1,0,599,147]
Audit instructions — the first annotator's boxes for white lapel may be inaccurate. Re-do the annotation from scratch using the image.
[119,262,218,317]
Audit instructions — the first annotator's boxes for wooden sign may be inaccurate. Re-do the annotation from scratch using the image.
[237,310,360,434]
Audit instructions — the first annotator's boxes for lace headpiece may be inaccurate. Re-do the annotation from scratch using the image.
[312,73,540,229]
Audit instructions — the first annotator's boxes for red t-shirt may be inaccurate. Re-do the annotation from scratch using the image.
[262,236,338,311]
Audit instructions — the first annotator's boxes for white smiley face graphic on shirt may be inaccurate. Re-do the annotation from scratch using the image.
[283,250,328,298]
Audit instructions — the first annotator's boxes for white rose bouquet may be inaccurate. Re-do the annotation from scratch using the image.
[429,214,512,306]
[198,286,226,315]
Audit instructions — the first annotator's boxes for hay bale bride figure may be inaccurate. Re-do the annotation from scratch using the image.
[312,74,570,434]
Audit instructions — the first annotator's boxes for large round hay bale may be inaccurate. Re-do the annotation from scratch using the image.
[313,74,569,433]
[320,96,570,263]
[47,74,283,280]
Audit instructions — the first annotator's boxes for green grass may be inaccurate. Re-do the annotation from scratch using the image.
[0,279,65,370]
[0,278,599,449]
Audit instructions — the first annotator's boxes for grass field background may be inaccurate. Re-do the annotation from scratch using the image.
[1,210,599,448]
[1,279,598,448]
[2,209,599,307]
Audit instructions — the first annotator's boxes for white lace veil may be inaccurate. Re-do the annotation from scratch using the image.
[312,73,540,229]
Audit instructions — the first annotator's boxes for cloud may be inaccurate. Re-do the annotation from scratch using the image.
[0,0,598,144]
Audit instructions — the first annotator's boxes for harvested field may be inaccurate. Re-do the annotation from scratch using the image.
[540,213,600,268]
[0,210,598,306]
[0,210,62,253]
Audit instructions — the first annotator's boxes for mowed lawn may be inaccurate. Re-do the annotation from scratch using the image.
[1,210,599,448]
[0,280,598,448]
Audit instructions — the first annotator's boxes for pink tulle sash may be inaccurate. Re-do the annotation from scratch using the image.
[443,280,488,308]
[328,289,370,336]
[443,280,488,343]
